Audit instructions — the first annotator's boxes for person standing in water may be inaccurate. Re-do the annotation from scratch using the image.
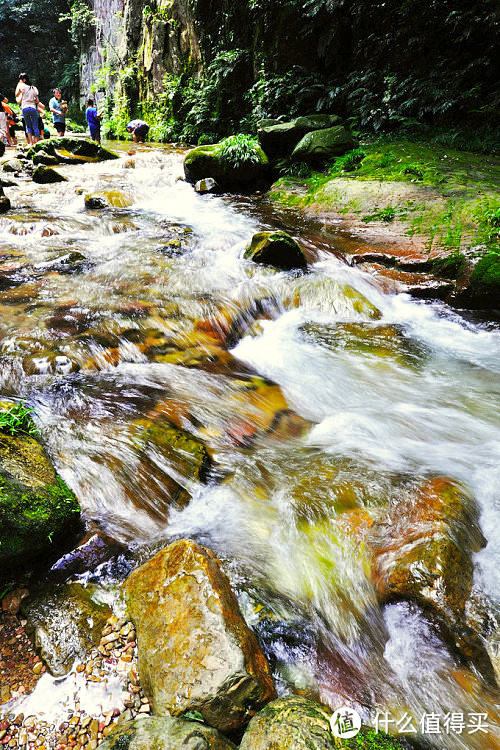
[85,99,102,143]
[15,73,40,145]
[49,88,67,136]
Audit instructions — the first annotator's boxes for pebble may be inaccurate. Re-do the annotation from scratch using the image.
[0,614,149,749]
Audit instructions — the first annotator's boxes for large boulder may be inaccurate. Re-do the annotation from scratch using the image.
[239,695,407,749]
[32,151,59,166]
[292,126,357,165]
[123,540,276,734]
[244,231,307,271]
[97,716,237,750]
[32,165,68,184]
[28,137,118,163]
[21,583,111,676]
[257,114,342,159]
[455,251,500,309]
[184,142,269,189]
[0,403,81,567]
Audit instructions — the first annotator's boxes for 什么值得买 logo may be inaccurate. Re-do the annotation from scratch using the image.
[330,706,362,738]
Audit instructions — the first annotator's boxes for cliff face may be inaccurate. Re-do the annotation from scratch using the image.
[81,0,204,102]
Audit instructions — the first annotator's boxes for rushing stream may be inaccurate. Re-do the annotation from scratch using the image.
[1,142,500,748]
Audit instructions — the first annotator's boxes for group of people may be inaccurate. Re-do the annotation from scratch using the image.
[0,73,68,146]
[1,72,150,147]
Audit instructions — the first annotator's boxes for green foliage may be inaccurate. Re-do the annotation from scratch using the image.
[247,66,329,122]
[0,401,38,437]
[219,134,261,169]
[59,0,96,46]
[363,206,397,223]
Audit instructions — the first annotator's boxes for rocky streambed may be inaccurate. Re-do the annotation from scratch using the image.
[1,137,500,749]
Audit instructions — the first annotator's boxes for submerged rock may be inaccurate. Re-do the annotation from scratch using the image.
[21,583,111,676]
[371,477,485,629]
[98,716,237,750]
[244,231,307,271]
[239,695,407,749]
[84,189,134,209]
[0,404,81,567]
[292,126,357,165]
[123,539,276,734]
[32,165,68,184]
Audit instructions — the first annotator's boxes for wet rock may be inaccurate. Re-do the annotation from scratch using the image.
[28,137,118,162]
[0,404,81,567]
[1,158,23,173]
[48,529,126,583]
[97,716,237,750]
[123,539,276,734]
[0,188,10,213]
[0,175,18,187]
[257,114,342,159]
[239,695,406,749]
[1,588,29,615]
[292,126,357,166]
[195,177,221,194]
[32,151,59,167]
[455,251,500,309]
[184,142,269,189]
[244,231,307,271]
[21,583,111,676]
[85,190,134,209]
[22,350,80,375]
[371,477,485,630]
[35,251,87,275]
[131,418,212,510]
[32,165,68,184]
[0,281,39,304]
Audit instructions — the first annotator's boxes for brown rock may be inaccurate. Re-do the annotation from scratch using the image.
[1,588,29,615]
[123,540,276,734]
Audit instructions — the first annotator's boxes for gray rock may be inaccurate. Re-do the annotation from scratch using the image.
[21,583,111,676]
[97,716,237,750]
[194,177,221,194]
[2,158,24,173]
[257,114,342,158]
[292,125,357,165]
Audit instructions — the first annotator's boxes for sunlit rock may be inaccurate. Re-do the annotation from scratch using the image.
[244,231,307,271]
[32,151,59,167]
[195,177,221,194]
[32,165,68,184]
[239,695,406,749]
[28,137,118,162]
[123,539,276,734]
[97,716,237,750]
[21,583,111,676]
[84,189,134,209]
[0,403,81,567]
[184,142,269,189]
[1,158,24,173]
[371,477,485,629]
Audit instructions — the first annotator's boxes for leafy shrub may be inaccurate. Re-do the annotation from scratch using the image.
[338,148,366,172]
[219,134,261,169]
[402,163,424,180]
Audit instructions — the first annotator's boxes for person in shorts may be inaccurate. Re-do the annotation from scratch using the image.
[15,73,40,144]
[86,99,101,143]
[49,88,67,136]
[126,119,149,143]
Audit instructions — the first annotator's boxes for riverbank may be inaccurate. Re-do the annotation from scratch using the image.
[267,138,500,308]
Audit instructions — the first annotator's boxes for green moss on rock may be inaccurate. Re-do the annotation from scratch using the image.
[468,251,500,300]
[0,430,81,566]
[244,231,307,271]
[28,137,118,162]
[184,142,269,187]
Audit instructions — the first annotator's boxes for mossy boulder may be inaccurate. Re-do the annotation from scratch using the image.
[457,251,500,308]
[239,695,407,749]
[21,583,111,676]
[123,539,276,735]
[97,716,237,750]
[292,126,357,165]
[84,189,134,209]
[32,165,68,184]
[2,158,24,172]
[244,231,307,271]
[0,412,81,567]
[184,143,269,188]
[32,151,59,166]
[28,137,118,162]
[257,115,342,159]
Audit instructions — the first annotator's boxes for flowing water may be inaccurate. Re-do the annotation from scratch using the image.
[1,142,500,747]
